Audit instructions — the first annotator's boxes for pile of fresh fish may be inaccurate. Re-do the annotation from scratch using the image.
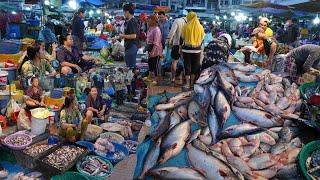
[79,156,111,177]
[23,140,55,157]
[43,146,85,170]
[137,62,304,179]
[306,150,320,179]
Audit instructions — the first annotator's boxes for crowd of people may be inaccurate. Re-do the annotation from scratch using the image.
[7,3,320,142]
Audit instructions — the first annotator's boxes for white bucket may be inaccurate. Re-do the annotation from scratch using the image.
[0,71,8,86]
[31,108,49,135]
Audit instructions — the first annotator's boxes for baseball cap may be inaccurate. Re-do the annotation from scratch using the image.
[251,28,264,35]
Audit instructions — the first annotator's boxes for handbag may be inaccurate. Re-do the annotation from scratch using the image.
[145,44,154,52]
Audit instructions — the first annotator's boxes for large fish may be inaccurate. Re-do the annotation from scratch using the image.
[169,91,193,103]
[169,111,181,130]
[187,129,201,144]
[192,140,245,180]
[226,156,253,179]
[159,120,191,164]
[276,97,291,110]
[225,62,256,72]
[188,101,206,125]
[265,84,284,93]
[194,84,204,94]
[155,95,193,111]
[195,85,211,116]
[257,132,276,145]
[214,91,231,127]
[138,138,162,179]
[275,164,298,179]
[217,71,236,101]
[196,68,216,85]
[208,106,220,144]
[220,123,263,138]
[209,83,218,105]
[149,167,205,180]
[187,144,239,180]
[258,90,270,105]
[252,166,278,179]
[228,138,243,157]
[151,112,171,140]
[176,105,188,120]
[247,153,280,170]
[233,107,282,128]
[234,70,260,82]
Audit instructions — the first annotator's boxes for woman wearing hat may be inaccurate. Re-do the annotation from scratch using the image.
[201,33,232,70]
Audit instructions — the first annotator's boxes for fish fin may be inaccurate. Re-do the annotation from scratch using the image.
[219,169,228,177]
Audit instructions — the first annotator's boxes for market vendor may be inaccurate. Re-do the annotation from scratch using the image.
[19,44,56,89]
[201,33,232,70]
[251,28,277,68]
[273,44,320,83]
[25,76,45,109]
[60,96,88,142]
[57,34,100,75]
[259,17,273,37]
[85,87,108,123]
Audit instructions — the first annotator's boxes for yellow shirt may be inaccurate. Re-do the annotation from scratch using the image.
[265,27,273,37]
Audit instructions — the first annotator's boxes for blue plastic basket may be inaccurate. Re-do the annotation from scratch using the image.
[94,142,129,164]
[76,141,95,153]
[50,89,64,99]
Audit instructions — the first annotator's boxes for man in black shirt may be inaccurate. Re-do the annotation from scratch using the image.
[119,3,139,68]
[285,19,300,48]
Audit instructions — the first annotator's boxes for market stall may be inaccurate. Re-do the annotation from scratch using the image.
[133,62,320,180]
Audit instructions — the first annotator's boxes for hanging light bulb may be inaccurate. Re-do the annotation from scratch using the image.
[313,14,320,25]
[96,9,101,14]
[44,0,50,5]
[68,0,77,10]
[223,15,227,20]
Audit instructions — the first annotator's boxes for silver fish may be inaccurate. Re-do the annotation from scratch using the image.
[228,138,243,157]
[196,68,216,85]
[156,111,168,120]
[176,105,188,120]
[259,143,271,153]
[258,132,276,145]
[220,123,263,139]
[258,90,270,105]
[187,144,239,180]
[209,83,218,105]
[225,62,256,72]
[169,111,181,130]
[159,120,191,164]
[169,91,193,103]
[201,126,210,136]
[194,84,204,94]
[217,71,236,101]
[208,106,220,145]
[269,91,278,104]
[264,104,283,115]
[195,85,211,113]
[265,130,279,141]
[270,141,289,155]
[276,164,298,179]
[252,166,278,179]
[188,101,205,125]
[276,97,291,110]
[242,135,260,158]
[214,91,231,127]
[237,96,255,104]
[151,112,171,141]
[138,138,162,179]
[226,156,253,179]
[187,129,201,144]
[234,70,260,83]
[149,167,205,180]
[247,153,280,170]
[233,107,281,128]
[266,84,284,93]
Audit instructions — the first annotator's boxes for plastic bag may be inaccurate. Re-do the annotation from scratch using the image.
[233,50,245,63]
[4,99,20,119]
[17,108,31,130]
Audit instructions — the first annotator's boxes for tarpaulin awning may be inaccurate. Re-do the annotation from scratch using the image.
[288,1,320,13]
[241,1,289,10]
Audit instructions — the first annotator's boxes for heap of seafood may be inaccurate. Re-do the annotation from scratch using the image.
[42,146,85,170]
[23,140,55,157]
[138,62,303,179]
[5,135,32,147]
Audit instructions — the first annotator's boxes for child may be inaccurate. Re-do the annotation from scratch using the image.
[114,67,126,105]
[25,76,45,109]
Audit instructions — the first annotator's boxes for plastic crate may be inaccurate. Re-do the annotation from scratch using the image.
[13,135,63,169]
[37,144,89,177]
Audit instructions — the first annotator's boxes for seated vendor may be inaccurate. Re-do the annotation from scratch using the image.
[85,87,108,123]
[251,28,278,68]
[25,76,45,109]
[60,96,88,142]
[19,44,56,89]
[57,34,101,75]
